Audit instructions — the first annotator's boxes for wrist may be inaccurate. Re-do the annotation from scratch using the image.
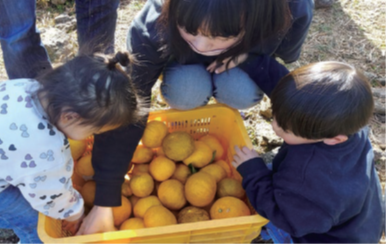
[63,206,84,222]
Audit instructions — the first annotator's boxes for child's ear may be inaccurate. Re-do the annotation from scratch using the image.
[59,111,80,125]
[322,135,348,145]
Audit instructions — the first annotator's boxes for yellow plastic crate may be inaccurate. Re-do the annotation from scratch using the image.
[37,104,269,243]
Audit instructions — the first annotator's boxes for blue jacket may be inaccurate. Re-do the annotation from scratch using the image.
[237,127,384,243]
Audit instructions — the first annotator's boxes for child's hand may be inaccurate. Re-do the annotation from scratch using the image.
[76,206,116,235]
[62,213,85,235]
[207,53,248,74]
[232,146,260,168]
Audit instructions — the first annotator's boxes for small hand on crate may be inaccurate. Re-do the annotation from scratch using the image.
[74,206,117,235]
[62,213,85,235]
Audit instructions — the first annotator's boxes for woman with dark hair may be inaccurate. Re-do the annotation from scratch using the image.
[127,0,314,110]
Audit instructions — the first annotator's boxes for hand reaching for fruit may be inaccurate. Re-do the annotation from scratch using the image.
[231,146,260,169]
[76,206,116,235]
[62,213,85,235]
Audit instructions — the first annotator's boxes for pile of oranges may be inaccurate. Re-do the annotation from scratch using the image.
[69,120,251,231]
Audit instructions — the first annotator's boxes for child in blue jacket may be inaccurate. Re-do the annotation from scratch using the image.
[232,61,384,243]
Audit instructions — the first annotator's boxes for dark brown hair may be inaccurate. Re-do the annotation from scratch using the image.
[158,0,291,65]
[271,61,374,139]
[35,51,147,129]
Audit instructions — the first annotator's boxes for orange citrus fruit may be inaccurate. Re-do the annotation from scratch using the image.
[69,139,87,161]
[183,141,213,168]
[200,163,227,183]
[185,172,216,207]
[214,160,232,177]
[217,178,245,199]
[149,156,176,181]
[133,195,162,218]
[120,217,145,230]
[80,180,96,208]
[129,173,154,197]
[199,134,224,161]
[132,145,154,164]
[75,154,94,177]
[142,121,168,148]
[171,163,191,184]
[210,196,250,219]
[113,196,132,227]
[177,206,210,224]
[162,131,195,161]
[143,205,177,227]
[158,179,186,210]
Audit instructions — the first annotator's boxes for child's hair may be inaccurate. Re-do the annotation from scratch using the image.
[158,0,291,64]
[34,51,147,129]
[271,61,374,139]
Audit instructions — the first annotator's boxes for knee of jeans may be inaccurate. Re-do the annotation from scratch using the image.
[161,63,213,110]
[213,68,264,109]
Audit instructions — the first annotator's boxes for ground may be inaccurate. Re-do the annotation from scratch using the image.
[0,0,384,242]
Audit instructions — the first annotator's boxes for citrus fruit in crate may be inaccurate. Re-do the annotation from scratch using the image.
[183,141,213,168]
[129,195,140,209]
[149,156,176,181]
[68,138,87,161]
[75,154,94,177]
[214,159,232,177]
[142,120,168,148]
[133,195,162,218]
[177,206,210,224]
[200,163,227,183]
[132,145,154,164]
[162,131,195,161]
[120,217,145,230]
[154,146,165,157]
[217,178,246,199]
[113,196,132,226]
[143,205,177,227]
[210,196,250,219]
[199,134,224,161]
[80,180,96,207]
[129,173,154,197]
[185,172,216,207]
[130,163,150,175]
[171,163,191,184]
[158,179,187,210]
[121,178,132,197]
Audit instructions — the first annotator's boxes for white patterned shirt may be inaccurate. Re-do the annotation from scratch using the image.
[0,79,84,221]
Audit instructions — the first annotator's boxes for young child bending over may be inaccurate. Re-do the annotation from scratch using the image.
[0,52,145,243]
[232,61,383,243]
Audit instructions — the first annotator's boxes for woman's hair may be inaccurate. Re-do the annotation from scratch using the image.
[158,0,291,65]
[271,61,374,139]
[35,51,148,129]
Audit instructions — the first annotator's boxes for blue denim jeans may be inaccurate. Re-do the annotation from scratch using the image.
[0,0,119,79]
[161,62,264,110]
[0,186,42,243]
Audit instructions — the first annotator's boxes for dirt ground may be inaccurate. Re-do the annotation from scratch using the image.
[0,0,384,242]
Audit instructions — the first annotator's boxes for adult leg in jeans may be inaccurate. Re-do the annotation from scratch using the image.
[0,0,119,80]
[0,0,52,79]
[161,61,213,110]
[75,0,120,54]
[0,186,42,244]
[213,67,264,110]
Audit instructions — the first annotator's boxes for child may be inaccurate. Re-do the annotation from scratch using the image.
[232,61,384,243]
[0,51,145,243]
[127,0,313,110]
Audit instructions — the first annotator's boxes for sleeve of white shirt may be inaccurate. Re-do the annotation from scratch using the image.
[15,161,84,221]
